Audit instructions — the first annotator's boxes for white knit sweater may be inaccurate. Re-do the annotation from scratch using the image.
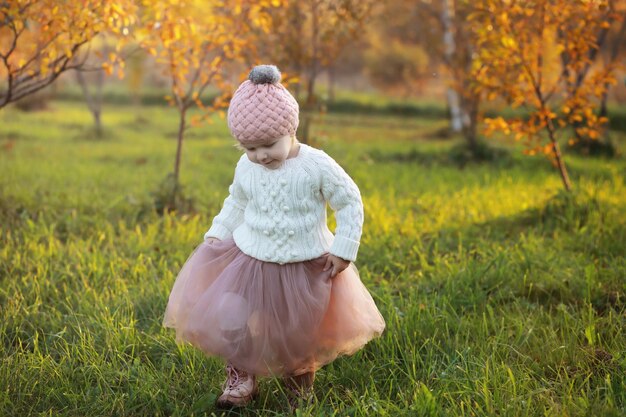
[204,144,363,264]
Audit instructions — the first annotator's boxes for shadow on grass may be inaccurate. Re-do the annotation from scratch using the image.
[565,157,626,184]
[365,142,626,185]
[365,144,513,168]
[472,189,602,235]
[0,189,34,230]
[364,189,625,317]
[0,129,33,142]
[446,190,625,313]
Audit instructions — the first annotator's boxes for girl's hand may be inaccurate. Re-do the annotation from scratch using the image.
[323,254,350,278]
[205,237,221,245]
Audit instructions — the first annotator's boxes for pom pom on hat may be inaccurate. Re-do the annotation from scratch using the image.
[248,65,281,85]
[227,65,299,144]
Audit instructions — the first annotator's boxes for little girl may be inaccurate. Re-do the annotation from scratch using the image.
[163,65,385,410]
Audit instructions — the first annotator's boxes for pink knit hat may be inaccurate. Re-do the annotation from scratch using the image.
[227,65,299,144]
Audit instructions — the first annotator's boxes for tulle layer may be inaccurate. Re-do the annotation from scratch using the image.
[163,239,385,376]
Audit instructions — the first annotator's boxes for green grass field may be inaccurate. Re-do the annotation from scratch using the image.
[1,100,625,416]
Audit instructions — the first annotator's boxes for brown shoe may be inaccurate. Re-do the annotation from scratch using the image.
[284,371,315,412]
[215,364,258,408]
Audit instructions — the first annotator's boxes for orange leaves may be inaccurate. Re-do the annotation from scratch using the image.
[1,0,137,106]
[263,0,374,95]
[102,62,114,76]
[500,36,516,49]
[137,0,276,124]
[472,0,615,164]
[484,117,511,136]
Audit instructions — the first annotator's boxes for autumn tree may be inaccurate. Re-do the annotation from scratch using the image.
[264,0,374,102]
[126,47,147,108]
[74,34,130,137]
[137,0,278,211]
[260,0,375,143]
[471,0,620,191]
[598,2,626,126]
[75,66,106,135]
[557,0,624,154]
[439,0,482,146]
[0,0,136,109]
[303,0,376,106]
[364,38,430,97]
[366,0,483,153]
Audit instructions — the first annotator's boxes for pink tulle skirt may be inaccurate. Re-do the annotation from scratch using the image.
[163,238,385,376]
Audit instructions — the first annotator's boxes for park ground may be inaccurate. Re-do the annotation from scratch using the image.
[0,97,625,416]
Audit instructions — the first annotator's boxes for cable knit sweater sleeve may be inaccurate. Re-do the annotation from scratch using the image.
[204,156,248,241]
[319,152,364,262]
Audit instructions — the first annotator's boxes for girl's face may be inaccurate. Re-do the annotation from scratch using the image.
[240,135,298,169]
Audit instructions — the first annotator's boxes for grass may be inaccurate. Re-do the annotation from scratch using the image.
[1,100,625,416]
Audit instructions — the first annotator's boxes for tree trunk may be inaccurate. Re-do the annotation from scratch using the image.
[306,0,320,106]
[545,115,572,191]
[291,3,304,101]
[174,107,187,185]
[328,65,335,104]
[600,14,626,140]
[441,0,463,133]
[94,68,104,135]
[75,69,104,137]
[128,52,145,108]
[461,94,479,150]
[298,113,312,144]
[447,88,464,132]
[294,65,302,99]
[93,110,102,136]
[306,70,317,106]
